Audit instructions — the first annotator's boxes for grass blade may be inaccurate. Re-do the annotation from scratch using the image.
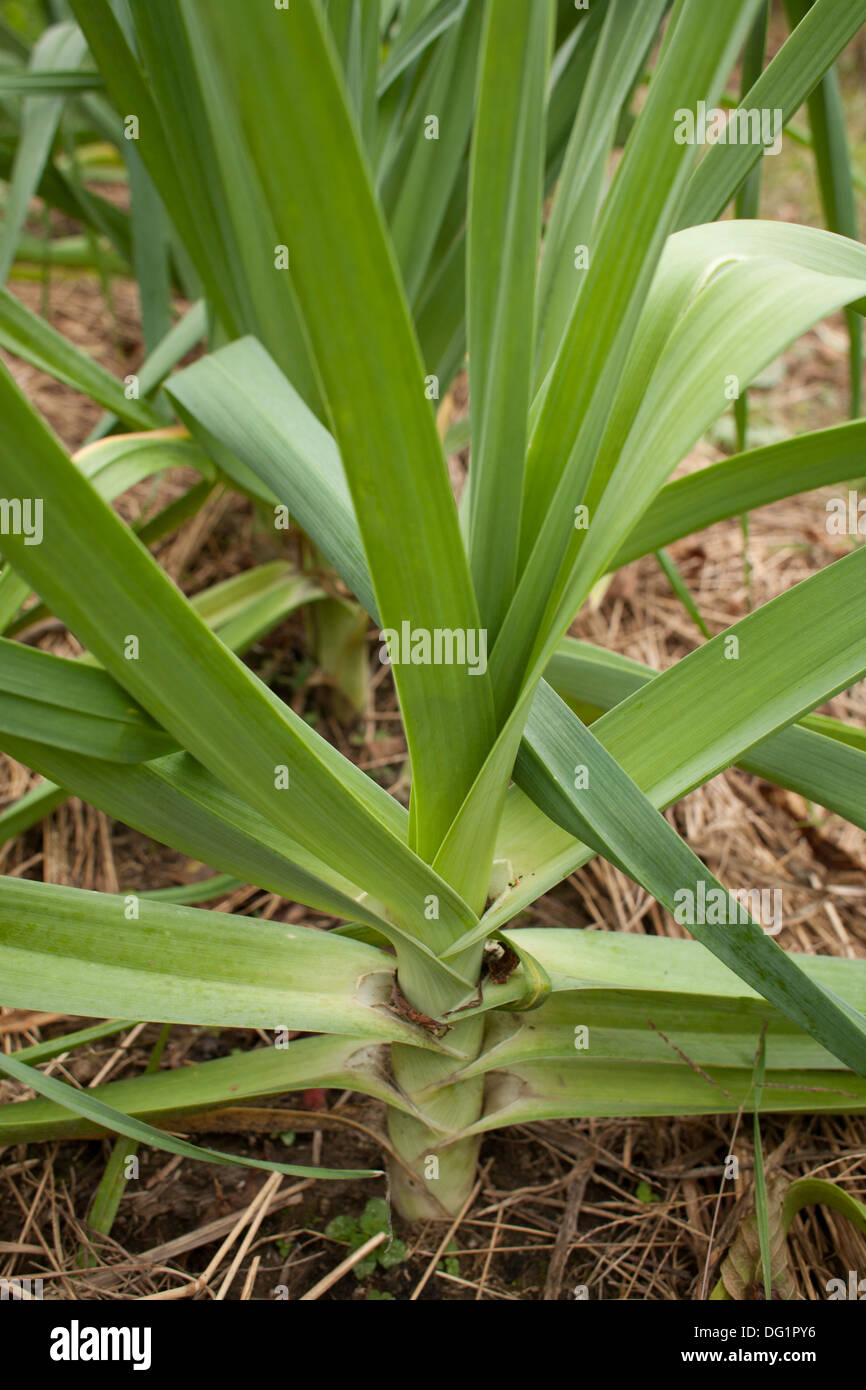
[464,0,551,640]
[194,0,496,867]
[0,1047,382,1180]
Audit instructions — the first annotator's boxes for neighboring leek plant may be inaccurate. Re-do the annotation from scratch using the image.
[1,0,866,1223]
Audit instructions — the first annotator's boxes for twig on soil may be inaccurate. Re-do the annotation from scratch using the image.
[475,1204,504,1300]
[542,1157,594,1300]
[410,1167,488,1302]
[214,1172,283,1300]
[240,1256,260,1300]
[299,1230,387,1301]
[142,1169,283,1300]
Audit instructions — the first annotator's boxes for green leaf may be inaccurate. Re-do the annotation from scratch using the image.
[13,1018,134,1064]
[0,875,436,1047]
[0,66,101,94]
[326,1213,358,1243]
[752,1037,772,1300]
[0,638,177,761]
[536,0,666,382]
[325,0,380,151]
[0,776,66,842]
[124,143,173,356]
[611,419,866,567]
[68,0,245,355]
[0,22,88,283]
[514,681,866,1075]
[450,973,866,1077]
[428,3,763,902]
[654,547,711,641]
[0,732,393,929]
[167,340,378,620]
[545,638,866,833]
[501,229,866,736]
[471,546,866,938]
[193,0,496,869]
[784,0,862,415]
[515,0,759,612]
[377,0,466,96]
[0,1032,420,1143]
[0,362,479,958]
[0,286,162,428]
[465,0,552,640]
[0,1047,381,1181]
[0,133,132,261]
[84,1024,170,1246]
[680,0,866,228]
[382,0,480,308]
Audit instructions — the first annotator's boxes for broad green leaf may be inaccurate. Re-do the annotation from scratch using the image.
[784,0,862,415]
[167,340,378,620]
[0,1033,419,1143]
[428,3,763,904]
[611,419,866,567]
[513,681,866,1074]
[468,546,866,937]
[0,876,436,1048]
[547,638,866,832]
[0,67,101,94]
[464,0,551,640]
[0,731,393,930]
[515,0,759,588]
[0,22,88,282]
[0,1047,381,1180]
[382,0,481,308]
[0,637,176,761]
[193,0,496,869]
[0,286,163,429]
[455,990,866,1078]
[498,236,866,738]
[680,0,866,228]
[461,1056,866,1133]
[536,0,666,382]
[0,363,480,958]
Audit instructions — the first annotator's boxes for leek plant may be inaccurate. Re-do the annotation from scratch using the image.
[2,0,866,1225]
